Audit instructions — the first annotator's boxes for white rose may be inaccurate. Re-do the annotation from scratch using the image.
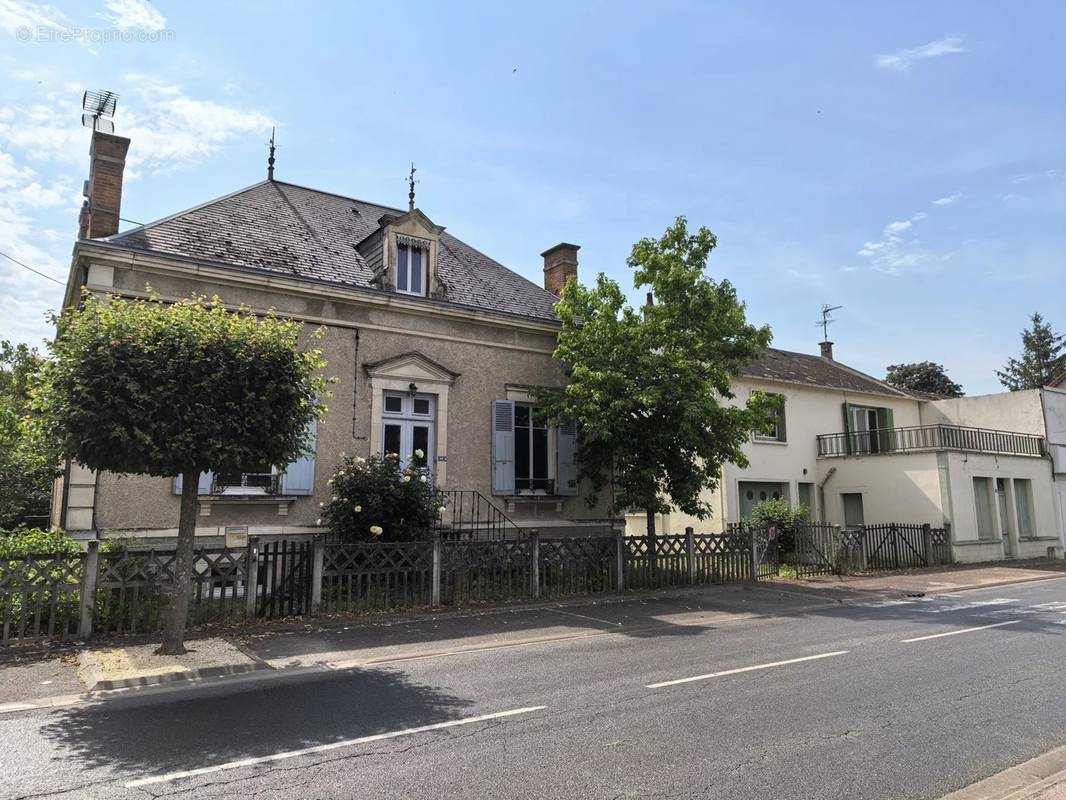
[419,475,427,483]
[438,506,447,515]
[414,448,424,458]
[403,475,411,482]
[354,505,362,513]
[370,525,383,536]
[316,518,322,526]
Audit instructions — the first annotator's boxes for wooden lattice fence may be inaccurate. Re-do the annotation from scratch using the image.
[0,552,84,644]
[320,541,433,612]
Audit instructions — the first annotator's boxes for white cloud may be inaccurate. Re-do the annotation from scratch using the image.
[854,211,943,275]
[0,0,68,34]
[883,219,912,236]
[99,0,166,32]
[932,193,960,205]
[875,36,966,72]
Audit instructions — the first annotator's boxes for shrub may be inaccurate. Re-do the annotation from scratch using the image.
[748,498,809,555]
[322,453,444,542]
[0,527,81,558]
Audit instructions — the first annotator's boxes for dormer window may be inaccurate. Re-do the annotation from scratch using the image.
[396,235,429,296]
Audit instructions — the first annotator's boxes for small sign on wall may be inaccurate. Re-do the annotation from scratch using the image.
[225,525,249,548]
[437,455,448,462]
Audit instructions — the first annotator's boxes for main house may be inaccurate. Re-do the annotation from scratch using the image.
[52,130,612,541]
[52,129,1066,562]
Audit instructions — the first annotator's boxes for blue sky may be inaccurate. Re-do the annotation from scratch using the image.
[1,0,1064,394]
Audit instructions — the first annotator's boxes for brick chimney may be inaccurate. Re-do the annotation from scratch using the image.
[820,340,834,360]
[78,131,131,240]
[541,243,579,295]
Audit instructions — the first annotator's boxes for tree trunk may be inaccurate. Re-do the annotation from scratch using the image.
[646,508,658,576]
[157,469,199,655]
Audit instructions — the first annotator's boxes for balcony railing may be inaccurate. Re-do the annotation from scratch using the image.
[816,424,1045,458]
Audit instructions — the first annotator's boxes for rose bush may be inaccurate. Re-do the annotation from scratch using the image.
[321,452,443,542]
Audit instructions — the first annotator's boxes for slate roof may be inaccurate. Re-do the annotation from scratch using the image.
[101,180,562,322]
[743,348,910,398]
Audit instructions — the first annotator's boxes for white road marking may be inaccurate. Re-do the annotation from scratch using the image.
[546,607,622,626]
[125,706,547,788]
[645,650,849,689]
[901,620,1021,643]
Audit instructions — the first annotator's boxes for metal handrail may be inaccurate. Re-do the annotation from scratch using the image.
[817,423,1045,458]
[433,490,525,541]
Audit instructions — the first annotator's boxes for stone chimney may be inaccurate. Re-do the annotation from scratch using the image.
[820,340,834,360]
[78,130,131,240]
[541,242,580,295]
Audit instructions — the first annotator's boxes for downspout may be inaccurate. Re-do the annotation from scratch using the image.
[817,467,837,524]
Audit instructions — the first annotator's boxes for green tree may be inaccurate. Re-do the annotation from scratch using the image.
[0,341,59,528]
[996,312,1066,391]
[534,217,775,536]
[884,361,963,398]
[34,293,329,654]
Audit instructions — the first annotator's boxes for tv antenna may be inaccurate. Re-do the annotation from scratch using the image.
[816,304,842,342]
[81,90,118,134]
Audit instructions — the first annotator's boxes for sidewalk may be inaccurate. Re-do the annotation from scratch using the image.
[941,742,1066,799]
[1,559,1064,712]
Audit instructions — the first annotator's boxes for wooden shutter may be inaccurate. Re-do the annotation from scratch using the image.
[556,422,578,496]
[173,472,213,495]
[491,400,515,495]
[876,407,895,452]
[842,402,853,455]
[281,418,317,496]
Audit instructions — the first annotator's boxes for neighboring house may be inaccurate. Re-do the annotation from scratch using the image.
[631,341,1066,564]
[52,130,610,541]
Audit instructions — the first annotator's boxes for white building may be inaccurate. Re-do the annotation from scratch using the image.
[632,343,1066,564]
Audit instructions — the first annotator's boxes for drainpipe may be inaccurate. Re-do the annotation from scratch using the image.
[817,467,837,524]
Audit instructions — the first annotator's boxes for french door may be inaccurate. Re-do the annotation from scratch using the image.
[382,391,436,473]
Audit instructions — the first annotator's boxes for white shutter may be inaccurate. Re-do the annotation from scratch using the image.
[491,400,515,495]
[174,472,214,495]
[556,422,578,496]
[281,419,318,496]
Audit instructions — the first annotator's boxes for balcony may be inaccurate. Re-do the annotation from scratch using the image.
[816,424,1045,459]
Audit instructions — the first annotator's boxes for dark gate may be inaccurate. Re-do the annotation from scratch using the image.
[257,540,313,618]
[793,523,838,577]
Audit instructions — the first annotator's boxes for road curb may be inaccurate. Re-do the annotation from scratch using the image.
[941,743,1066,799]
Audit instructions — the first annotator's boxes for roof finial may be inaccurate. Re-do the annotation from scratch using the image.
[267,126,276,181]
[407,162,417,211]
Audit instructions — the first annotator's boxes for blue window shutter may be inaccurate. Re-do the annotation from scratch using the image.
[491,400,515,495]
[174,472,214,495]
[282,419,317,496]
[556,422,578,496]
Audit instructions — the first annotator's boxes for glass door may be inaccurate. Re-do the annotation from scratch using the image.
[381,392,436,473]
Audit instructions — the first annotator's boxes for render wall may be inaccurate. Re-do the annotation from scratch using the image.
[923,390,1046,434]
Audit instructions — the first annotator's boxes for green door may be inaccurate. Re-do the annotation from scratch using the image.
[739,481,787,519]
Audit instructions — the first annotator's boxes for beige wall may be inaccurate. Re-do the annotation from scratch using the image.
[78,249,608,536]
[817,451,943,527]
[923,390,1046,433]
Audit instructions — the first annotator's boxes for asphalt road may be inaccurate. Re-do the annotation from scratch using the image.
[5,577,1066,799]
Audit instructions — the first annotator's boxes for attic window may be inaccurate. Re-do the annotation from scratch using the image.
[396,234,430,296]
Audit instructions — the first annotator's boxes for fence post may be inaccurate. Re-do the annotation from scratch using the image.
[78,540,99,639]
[530,530,541,599]
[244,537,260,619]
[856,525,867,572]
[685,527,696,584]
[431,534,442,607]
[615,531,626,592]
[311,535,324,612]
[748,526,759,582]
[922,523,933,566]
[890,522,900,569]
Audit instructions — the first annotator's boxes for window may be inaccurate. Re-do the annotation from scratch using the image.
[842,493,865,528]
[514,404,550,492]
[491,400,577,497]
[1014,478,1035,537]
[797,482,813,518]
[973,477,996,538]
[396,242,425,296]
[844,404,895,455]
[754,393,786,442]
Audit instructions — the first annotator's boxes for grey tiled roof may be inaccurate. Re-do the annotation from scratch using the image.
[743,348,910,398]
[103,180,562,322]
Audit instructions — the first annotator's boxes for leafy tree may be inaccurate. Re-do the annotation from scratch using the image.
[534,217,775,537]
[33,293,329,654]
[0,341,59,528]
[996,312,1066,391]
[884,361,963,398]
[748,498,809,556]
[322,453,444,542]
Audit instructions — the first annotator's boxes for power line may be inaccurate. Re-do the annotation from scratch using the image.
[0,249,65,286]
